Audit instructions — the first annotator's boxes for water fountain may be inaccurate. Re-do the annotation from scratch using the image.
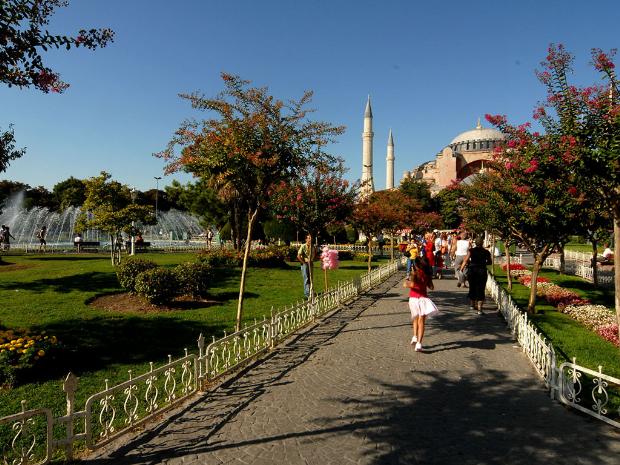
[0,192,207,250]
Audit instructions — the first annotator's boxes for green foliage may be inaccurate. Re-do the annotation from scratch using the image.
[263,218,296,243]
[353,252,375,262]
[52,176,86,210]
[0,124,26,174]
[197,248,242,267]
[0,0,114,93]
[345,225,357,243]
[434,185,464,229]
[116,257,157,293]
[399,177,434,211]
[247,246,288,268]
[337,250,354,260]
[175,262,212,298]
[135,268,179,304]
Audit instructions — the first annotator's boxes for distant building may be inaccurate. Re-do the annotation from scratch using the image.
[359,97,505,196]
[403,119,505,195]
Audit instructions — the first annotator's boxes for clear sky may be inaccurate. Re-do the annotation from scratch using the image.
[1,0,618,192]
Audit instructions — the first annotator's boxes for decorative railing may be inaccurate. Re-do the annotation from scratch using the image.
[543,255,613,287]
[486,274,620,428]
[0,259,402,464]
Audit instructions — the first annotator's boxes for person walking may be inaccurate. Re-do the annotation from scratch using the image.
[460,236,492,314]
[2,225,15,251]
[404,256,438,352]
[37,226,47,253]
[297,234,315,299]
[453,232,471,288]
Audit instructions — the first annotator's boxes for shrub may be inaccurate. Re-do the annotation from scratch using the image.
[501,263,526,271]
[247,246,288,267]
[135,268,179,304]
[596,324,620,347]
[116,257,158,293]
[197,249,242,267]
[337,250,354,260]
[353,252,375,262]
[0,330,61,387]
[175,262,212,298]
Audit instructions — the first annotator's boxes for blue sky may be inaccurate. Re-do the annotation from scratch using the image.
[1,0,618,192]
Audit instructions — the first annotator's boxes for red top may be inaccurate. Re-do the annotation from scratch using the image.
[408,268,431,298]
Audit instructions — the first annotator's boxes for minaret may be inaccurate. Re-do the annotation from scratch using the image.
[361,96,375,196]
[386,129,394,189]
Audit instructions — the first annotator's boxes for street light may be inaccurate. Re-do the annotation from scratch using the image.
[130,188,137,256]
[154,176,162,220]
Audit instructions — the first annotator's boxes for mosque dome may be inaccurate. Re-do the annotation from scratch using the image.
[449,120,505,147]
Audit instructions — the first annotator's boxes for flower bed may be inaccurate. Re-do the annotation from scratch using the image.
[0,330,61,387]
[506,264,617,347]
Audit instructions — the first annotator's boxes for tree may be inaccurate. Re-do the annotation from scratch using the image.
[0,124,26,175]
[434,182,465,230]
[270,160,358,294]
[76,172,154,265]
[0,0,114,169]
[399,177,434,211]
[157,73,344,331]
[52,176,86,210]
[475,114,581,313]
[533,44,620,329]
[352,190,418,271]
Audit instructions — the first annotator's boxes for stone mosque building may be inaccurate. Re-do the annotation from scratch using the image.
[361,97,505,196]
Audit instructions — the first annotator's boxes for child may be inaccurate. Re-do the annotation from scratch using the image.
[404,257,439,352]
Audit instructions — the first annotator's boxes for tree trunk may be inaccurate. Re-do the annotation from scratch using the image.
[491,234,496,276]
[235,209,259,332]
[110,234,115,266]
[367,239,372,272]
[527,257,544,314]
[505,243,512,291]
[307,234,315,299]
[614,216,620,338]
[591,239,599,288]
[390,234,394,262]
[559,246,565,274]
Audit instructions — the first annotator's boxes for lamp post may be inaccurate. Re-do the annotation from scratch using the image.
[130,188,137,256]
[154,176,162,220]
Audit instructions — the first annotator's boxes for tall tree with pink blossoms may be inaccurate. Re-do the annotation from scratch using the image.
[533,44,620,329]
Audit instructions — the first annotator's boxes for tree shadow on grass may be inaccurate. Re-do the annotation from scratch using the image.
[22,255,110,262]
[31,316,230,382]
[0,271,118,293]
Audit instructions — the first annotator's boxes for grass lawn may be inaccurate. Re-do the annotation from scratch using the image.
[492,266,619,380]
[0,251,388,420]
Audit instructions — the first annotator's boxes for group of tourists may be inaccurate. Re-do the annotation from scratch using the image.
[402,229,492,352]
[0,225,47,252]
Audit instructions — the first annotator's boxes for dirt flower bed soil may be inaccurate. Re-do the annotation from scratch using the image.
[89,293,217,313]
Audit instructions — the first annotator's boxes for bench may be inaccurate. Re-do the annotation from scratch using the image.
[74,241,100,252]
[125,241,151,252]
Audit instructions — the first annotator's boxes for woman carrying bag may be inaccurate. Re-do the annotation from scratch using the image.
[460,236,492,314]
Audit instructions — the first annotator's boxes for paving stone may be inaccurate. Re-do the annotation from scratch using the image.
[83,271,620,465]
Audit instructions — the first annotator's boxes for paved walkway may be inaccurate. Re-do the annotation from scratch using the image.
[85,271,620,465]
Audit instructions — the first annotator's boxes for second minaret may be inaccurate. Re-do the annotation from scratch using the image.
[386,129,394,189]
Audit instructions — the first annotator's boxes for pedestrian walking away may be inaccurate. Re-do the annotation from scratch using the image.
[404,256,438,352]
[460,236,492,314]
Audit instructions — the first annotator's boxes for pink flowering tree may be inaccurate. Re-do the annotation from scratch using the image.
[468,114,581,313]
[157,74,344,331]
[1,0,114,172]
[533,44,620,329]
[270,160,357,295]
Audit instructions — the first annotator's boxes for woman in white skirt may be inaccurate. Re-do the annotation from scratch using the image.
[404,257,439,352]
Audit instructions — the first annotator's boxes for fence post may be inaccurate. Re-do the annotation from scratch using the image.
[270,307,276,349]
[62,372,78,461]
[197,333,205,389]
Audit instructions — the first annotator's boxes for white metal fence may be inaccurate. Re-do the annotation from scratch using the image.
[486,275,620,429]
[543,255,614,287]
[0,259,402,464]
